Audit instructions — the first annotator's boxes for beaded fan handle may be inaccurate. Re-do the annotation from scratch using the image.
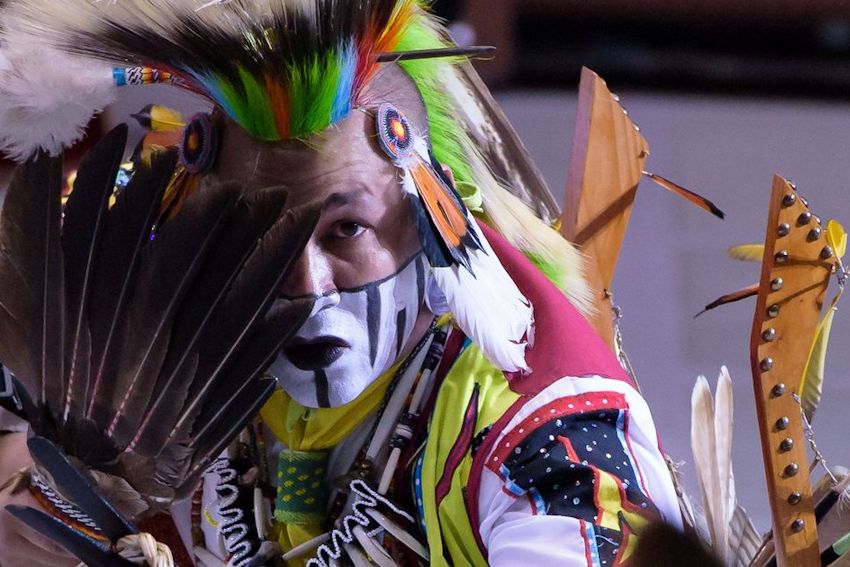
[750,176,836,566]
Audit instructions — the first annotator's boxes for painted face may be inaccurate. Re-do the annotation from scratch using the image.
[210,109,433,407]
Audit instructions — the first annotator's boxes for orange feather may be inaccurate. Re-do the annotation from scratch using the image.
[410,161,469,249]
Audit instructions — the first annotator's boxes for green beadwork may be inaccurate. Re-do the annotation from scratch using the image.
[275,450,330,525]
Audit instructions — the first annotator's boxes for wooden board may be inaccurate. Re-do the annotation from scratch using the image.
[561,67,649,347]
[749,176,834,566]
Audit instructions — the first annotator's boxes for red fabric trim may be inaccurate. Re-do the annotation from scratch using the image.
[464,394,528,557]
[486,391,627,475]
[558,434,581,462]
[435,384,479,506]
[478,222,634,392]
[580,518,594,567]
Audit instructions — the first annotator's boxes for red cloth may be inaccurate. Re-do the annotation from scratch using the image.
[478,222,633,392]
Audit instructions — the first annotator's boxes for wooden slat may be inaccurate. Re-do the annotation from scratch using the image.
[749,176,834,566]
[561,67,649,347]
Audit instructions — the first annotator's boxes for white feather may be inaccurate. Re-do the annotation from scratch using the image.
[691,368,737,565]
[0,28,115,161]
[430,219,534,373]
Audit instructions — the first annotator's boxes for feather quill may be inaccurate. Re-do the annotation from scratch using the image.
[61,125,128,422]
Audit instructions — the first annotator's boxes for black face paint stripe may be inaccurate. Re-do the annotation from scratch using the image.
[366,284,381,366]
[315,369,330,408]
[395,307,407,359]
[415,255,425,301]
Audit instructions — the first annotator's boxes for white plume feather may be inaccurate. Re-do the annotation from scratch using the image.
[0,28,116,161]
[426,216,534,372]
[691,367,736,565]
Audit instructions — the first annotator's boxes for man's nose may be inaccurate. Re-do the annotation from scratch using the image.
[280,241,335,298]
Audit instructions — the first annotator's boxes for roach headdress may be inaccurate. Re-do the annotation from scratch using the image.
[3,0,592,372]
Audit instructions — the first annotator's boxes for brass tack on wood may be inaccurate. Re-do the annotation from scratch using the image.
[771,383,786,397]
[775,251,789,264]
[797,212,812,225]
[822,246,834,259]
[768,305,781,318]
[776,416,790,430]
[777,223,790,237]
[771,278,783,291]
[782,193,797,207]
[808,227,822,241]
[760,357,774,371]
[784,463,799,477]
[788,492,802,505]
[762,328,777,342]
[780,437,794,451]
[791,519,805,533]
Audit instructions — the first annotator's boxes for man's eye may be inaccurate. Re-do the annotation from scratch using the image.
[331,221,367,239]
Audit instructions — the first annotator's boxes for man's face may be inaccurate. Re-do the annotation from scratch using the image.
[212,109,428,407]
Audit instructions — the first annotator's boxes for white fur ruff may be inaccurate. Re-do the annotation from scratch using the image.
[0,30,115,161]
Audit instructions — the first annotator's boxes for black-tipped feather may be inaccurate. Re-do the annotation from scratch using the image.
[104,186,239,445]
[131,187,289,455]
[61,125,128,422]
[87,151,176,422]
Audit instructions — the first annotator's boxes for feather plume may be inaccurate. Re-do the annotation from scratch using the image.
[726,244,765,262]
[0,26,115,161]
[691,367,736,565]
[426,59,591,312]
[798,304,836,422]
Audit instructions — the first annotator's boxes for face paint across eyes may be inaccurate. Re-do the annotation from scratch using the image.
[269,253,428,408]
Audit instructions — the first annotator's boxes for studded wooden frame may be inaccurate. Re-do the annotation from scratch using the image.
[749,175,836,566]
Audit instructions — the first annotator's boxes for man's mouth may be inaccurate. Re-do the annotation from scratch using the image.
[284,336,351,371]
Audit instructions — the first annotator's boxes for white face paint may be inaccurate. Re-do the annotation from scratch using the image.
[269,253,428,408]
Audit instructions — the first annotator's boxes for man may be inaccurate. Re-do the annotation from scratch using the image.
[0,1,681,565]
